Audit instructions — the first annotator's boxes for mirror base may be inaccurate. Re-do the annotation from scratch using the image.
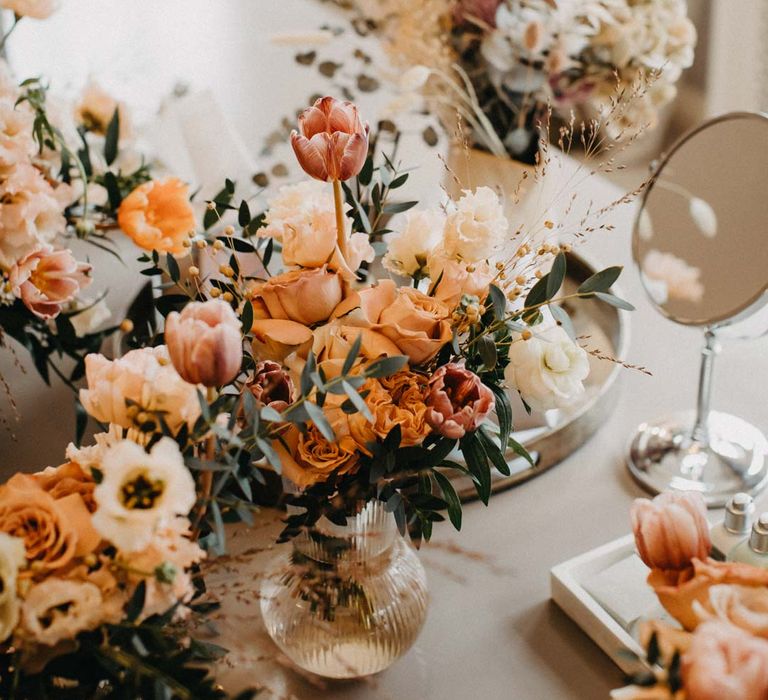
[627,410,768,507]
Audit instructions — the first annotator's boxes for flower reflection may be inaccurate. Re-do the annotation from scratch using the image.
[642,249,704,306]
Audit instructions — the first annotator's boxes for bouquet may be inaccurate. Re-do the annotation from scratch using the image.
[614,492,768,699]
[0,4,156,390]
[341,0,697,161]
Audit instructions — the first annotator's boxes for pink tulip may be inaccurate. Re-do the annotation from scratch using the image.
[454,0,501,28]
[631,491,711,571]
[290,96,369,182]
[682,621,768,700]
[10,246,92,319]
[165,299,242,387]
[425,363,494,439]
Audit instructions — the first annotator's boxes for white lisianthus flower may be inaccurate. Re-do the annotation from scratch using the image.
[69,297,112,337]
[642,249,704,305]
[443,187,508,263]
[0,0,59,20]
[0,532,25,643]
[383,209,445,278]
[505,324,590,411]
[20,579,106,646]
[92,438,196,552]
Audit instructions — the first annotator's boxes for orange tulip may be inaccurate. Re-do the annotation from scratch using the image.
[117,178,195,255]
[290,96,369,182]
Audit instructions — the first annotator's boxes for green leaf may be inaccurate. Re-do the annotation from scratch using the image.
[358,156,374,186]
[104,107,120,166]
[477,335,497,371]
[523,275,549,324]
[460,433,492,505]
[342,380,373,421]
[578,265,622,294]
[300,351,317,396]
[102,170,122,210]
[488,283,506,321]
[477,427,510,476]
[490,384,512,450]
[594,291,635,311]
[433,470,462,530]
[125,580,146,622]
[508,435,534,466]
[165,253,180,283]
[341,333,362,376]
[363,355,408,378]
[238,200,251,227]
[241,300,253,333]
[546,252,567,299]
[549,303,576,339]
[305,401,335,441]
[382,200,418,214]
[256,437,282,472]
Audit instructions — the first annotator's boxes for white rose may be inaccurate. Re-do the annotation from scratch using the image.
[92,438,196,552]
[0,0,59,19]
[505,323,590,411]
[20,579,105,646]
[259,180,332,242]
[443,187,507,263]
[69,297,112,337]
[0,532,25,643]
[383,209,445,277]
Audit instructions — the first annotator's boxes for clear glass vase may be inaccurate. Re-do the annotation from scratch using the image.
[260,500,429,679]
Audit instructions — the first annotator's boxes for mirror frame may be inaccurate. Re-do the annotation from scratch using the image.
[632,111,768,328]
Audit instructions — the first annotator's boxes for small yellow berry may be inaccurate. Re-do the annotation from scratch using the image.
[222,291,234,303]
[219,265,235,278]
[196,239,207,249]
[135,411,149,424]
[120,319,134,333]
[521,330,533,341]
[223,225,235,236]
[466,264,476,273]
[560,243,572,253]
[182,239,192,248]
[213,239,225,251]
[206,201,216,211]
[515,275,526,285]
[188,265,200,277]
[535,270,543,279]
[544,220,554,229]
[209,288,222,298]
[495,261,505,271]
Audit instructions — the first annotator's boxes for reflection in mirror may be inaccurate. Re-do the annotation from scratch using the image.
[628,112,768,507]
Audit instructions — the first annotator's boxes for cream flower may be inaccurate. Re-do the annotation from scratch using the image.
[0,98,35,168]
[75,80,132,138]
[443,187,507,263]
[259,180,332,242]
[642,249,704,305]
[427,251,494,310]
[383,209,445,278]
[20,579,106,647]
[92,438,197,553]
[79,346,201,432]
[0,532,25,643]
[504,323,589,411]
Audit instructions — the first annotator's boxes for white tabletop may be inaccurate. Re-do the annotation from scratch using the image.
[4,3,768,697]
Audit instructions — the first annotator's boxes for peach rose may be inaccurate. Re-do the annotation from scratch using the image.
[378,286,452,365]
[425,363,494,439]
[165,299,243,387]
[333,279,452,366]
[10,245,92,318]
[696,584,768,638]
[650,558,768,632]
[347,372,432,450]
[253,267,343,326]
[251,319,313,363]
[117,178,195,255]
[274,423,360,488]
[33,462,96,512]
[0,474,99,574]
[631,491,711,571]
[682,621,768,700]
[312,321,401,377]
[290,96,369,182]
[79,346,201,432]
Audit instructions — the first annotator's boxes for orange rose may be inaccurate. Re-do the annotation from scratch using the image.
[33,462,96,512]
[117,178,195,254]
[347,371,431,450]
[274,424,360,488]
[0,474,100,575]
[251,319,313,363]
[312,321,401,377]
[253,267,343,326]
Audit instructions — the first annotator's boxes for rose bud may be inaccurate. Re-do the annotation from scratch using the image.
[165,299,243,387]
[246,360,295,412]
[10,246,92,319]
[290,96,369,182]
[425,363,495,439]
[631,491,711,572]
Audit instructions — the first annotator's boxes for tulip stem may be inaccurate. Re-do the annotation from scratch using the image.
[192,388,217,539]
[332,179,348,263]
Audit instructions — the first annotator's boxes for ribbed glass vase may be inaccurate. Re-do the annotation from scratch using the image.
[260,500,428,679]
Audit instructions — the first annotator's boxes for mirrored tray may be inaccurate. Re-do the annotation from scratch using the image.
[450,251,630,501]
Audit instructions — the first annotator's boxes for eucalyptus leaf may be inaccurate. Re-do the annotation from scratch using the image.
[578,266,622,294]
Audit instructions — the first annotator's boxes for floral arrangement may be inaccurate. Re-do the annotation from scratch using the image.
[343,0,697,160]
[0,4,156,390]
[614,491,768,699]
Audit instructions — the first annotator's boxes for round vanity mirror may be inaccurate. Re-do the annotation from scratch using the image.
[628,112,768,506]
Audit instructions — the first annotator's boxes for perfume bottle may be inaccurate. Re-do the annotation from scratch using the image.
[710,492,754,559]
[728,513,768,566]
